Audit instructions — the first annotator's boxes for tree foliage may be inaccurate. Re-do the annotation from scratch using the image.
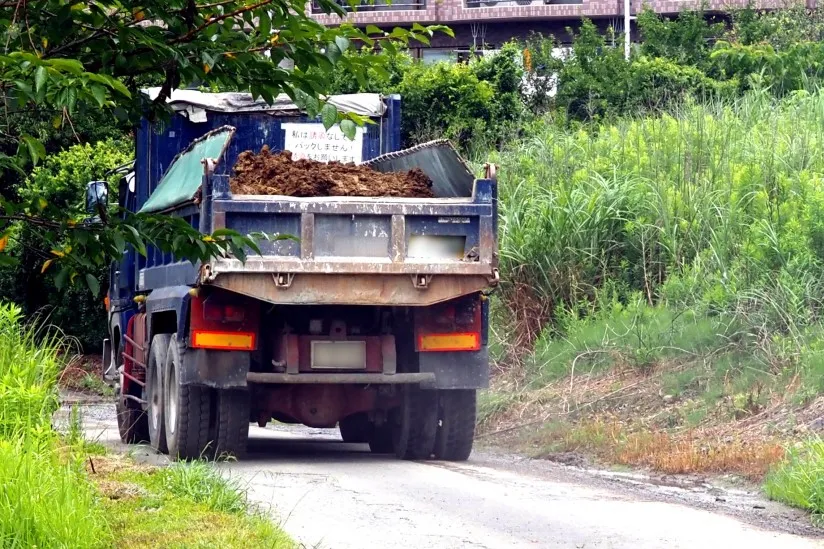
[0,1,448,293]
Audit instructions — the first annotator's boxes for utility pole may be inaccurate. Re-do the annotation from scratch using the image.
[624,0,632,60]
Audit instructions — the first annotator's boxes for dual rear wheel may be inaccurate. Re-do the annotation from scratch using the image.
[116,332,249,461]
[354,388,477,462]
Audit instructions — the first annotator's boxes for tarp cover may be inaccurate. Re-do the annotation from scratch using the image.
[363,140,476,198]
[139,127,234,213]
[143,88,387,118]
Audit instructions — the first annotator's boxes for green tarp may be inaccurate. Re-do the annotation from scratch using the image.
[139,127,234,213]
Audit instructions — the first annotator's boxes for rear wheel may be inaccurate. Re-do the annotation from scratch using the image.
[146,334,170,454]
[392,386,438,460]
[433,390,476,461]
[213,389,250,460]
[368,422,394,454]
[339,413,370,444]
[116,389,149,444]
[164,334,214,460]
[114,337,149,444]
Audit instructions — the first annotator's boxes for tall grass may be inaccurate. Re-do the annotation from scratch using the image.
[494,90,824,346]
[0,302,111,547]
[765,437,824,524]
[0,436,111,548]
[0,303,69,436]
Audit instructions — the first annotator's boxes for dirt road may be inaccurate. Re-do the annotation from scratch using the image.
[75,402,823,549]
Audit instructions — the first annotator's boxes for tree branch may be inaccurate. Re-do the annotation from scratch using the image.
[170,0,276,44]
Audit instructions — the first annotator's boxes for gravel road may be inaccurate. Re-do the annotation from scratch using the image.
[73,400,824,549]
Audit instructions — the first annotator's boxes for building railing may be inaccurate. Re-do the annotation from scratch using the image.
[465,0,581,6]
[311,0,426,13]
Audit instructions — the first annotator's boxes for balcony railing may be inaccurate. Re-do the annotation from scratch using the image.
[312,0,426,13]
[465,0,581,6]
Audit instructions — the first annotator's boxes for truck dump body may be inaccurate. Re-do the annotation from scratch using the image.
[201,145,498,306]
[108,91,497,463]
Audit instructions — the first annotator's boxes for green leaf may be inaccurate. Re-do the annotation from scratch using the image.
[320,102,338,130]
[55,267,70,290]
[335,36,350,54]
[112,231,126,255]
[340,119,357,140]
[34,66,48,94]
[85,273,100,297]
[365,25,383,35]
[90,85,107,106]
[21,135,46,165]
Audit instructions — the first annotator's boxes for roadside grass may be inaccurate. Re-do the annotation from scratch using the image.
[765,437,824,524]
[0,434,112,548]
[0,300,294,548]
[481,299,824,490]
[97,456,294,549]
[524,420,785,480]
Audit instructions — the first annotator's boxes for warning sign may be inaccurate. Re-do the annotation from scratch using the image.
[282,123,364,164]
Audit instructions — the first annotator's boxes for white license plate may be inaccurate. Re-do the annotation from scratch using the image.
[310,341,367,370]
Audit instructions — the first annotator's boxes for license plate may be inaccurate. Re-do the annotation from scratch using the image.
[310,341,367,370]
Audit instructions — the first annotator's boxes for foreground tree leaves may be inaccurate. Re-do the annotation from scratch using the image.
[0,0,451,293]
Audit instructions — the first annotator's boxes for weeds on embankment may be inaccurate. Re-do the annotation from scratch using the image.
[482,90,824,523]
[0,301,293,548]
[765,438,824,524]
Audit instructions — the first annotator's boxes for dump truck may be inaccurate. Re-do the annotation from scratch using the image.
[96,90,499,461]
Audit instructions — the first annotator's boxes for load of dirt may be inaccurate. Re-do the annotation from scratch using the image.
[230,146,434,198]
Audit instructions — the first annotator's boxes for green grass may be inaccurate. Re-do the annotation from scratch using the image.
[0,303,67,437]
[525,300,735,387]
[765,437,824,524]
[107,461,293,548]
[0,435,112,548]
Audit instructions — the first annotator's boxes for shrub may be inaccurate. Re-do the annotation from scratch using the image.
[394,61,495,149]
[710,41,824,94]
[554,20,629,121]
[636,8,725,69]
[1,139,132,352]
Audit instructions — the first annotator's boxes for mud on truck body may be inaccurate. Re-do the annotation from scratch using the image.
[99,90,499,461]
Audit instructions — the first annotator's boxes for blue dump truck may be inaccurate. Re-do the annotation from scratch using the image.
[98,90,499,461]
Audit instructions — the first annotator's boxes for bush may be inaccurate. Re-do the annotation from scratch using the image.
[0,139,132,352]
[710,41,824,95]
[637,8,725,69]
[394,61,496,149]
[626,57,734,111]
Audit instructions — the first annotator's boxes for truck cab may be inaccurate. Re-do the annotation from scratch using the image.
[102,90,498,461]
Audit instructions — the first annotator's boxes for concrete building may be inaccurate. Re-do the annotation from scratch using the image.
[309,0,797,60]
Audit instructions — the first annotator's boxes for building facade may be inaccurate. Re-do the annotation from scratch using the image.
[309,0,802,60]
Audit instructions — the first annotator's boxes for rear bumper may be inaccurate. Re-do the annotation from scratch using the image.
[247,372,435,386]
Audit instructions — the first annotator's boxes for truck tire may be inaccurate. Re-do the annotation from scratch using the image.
[164,334,214,460]
[116,390,149,444]
[114,336,149,444]
[433,390,476,461]
[213,389,250,460]
[146,334,170,454]
[393,386,438,460]
[339,413,370,444]
[368,422,394,454]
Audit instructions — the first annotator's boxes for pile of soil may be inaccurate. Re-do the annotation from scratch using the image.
[230,147,433,198]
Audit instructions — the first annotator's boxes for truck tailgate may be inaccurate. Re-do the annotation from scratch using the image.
[201,181,498,306]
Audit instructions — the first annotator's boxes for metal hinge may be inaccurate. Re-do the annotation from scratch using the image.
[411,274,431,289]
[273,272,295,289]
